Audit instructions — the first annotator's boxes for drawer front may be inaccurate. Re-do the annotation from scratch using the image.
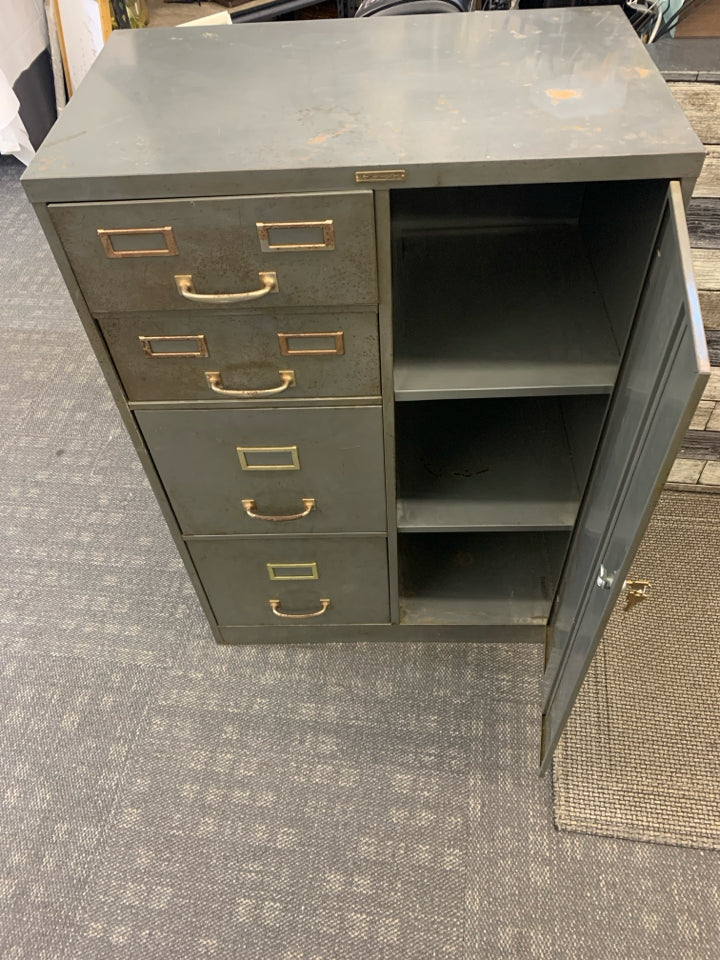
[49,193,377,314]
[136,406,387,535]
[187,537,390,626]
[99,310,380,401]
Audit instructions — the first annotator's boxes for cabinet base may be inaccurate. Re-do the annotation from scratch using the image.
[217,624,545,644]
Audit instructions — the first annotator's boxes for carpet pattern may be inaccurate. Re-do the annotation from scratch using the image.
[2,153,720,959]
[553,491,720,849]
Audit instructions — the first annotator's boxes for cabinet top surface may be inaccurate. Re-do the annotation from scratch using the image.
[24,8,704,201]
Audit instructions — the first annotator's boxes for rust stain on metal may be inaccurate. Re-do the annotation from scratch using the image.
[546,88,582,105]
[436,96,460,115]
[309,122,354,146]
[620,66,651,79]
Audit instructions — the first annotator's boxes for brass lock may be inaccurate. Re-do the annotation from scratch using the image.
[623,579,651,612]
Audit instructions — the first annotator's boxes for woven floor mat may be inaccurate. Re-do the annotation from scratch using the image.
[553,490,720,849]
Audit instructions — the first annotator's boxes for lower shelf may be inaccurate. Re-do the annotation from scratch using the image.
[398,531,570,626]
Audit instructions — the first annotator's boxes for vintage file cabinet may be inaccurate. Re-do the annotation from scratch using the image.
[23,9,710,767]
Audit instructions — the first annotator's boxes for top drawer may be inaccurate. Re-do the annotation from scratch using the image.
[48,192,377,315]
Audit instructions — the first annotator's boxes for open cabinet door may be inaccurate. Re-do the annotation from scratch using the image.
[540,181,710,774]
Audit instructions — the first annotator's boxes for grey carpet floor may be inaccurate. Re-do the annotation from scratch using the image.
[2,152,720,959]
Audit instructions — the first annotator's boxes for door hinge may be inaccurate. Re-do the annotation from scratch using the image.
[596,564,614,590]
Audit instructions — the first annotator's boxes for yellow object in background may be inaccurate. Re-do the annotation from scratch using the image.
[125,0,150,27]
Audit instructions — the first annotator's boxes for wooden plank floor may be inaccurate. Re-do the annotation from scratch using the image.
[667,79,720,488]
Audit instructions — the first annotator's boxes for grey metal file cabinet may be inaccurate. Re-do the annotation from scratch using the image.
[23,9,710,766]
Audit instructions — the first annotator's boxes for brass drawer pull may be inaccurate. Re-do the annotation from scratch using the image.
[257,220,335,252]
[205,369,295,397]
[269,598,331,619]
[174,271,278,303]
[242,498,316,521]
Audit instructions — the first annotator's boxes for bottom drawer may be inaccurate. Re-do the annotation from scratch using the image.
[187,537,389,626]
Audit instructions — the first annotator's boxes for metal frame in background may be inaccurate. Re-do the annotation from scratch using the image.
[227,0,355,21]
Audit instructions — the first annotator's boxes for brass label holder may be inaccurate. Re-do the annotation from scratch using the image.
[237,446,301,471]
[98,226,178,258]
[277,332,345,356]
[139,334,209,359]
[267,562,319,581]
[256,220,335,252]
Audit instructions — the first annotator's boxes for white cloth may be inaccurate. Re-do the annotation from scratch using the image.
[0,0,51,162]
[0,66,35,164]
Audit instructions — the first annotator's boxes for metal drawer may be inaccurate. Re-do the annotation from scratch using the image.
[136,406,387,536]
[99,309,380,401]
[48,192,377,314]
[187,536,390,626]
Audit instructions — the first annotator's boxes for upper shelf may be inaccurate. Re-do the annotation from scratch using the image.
[393,222,620,401]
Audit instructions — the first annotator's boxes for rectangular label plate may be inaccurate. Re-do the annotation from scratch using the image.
[267,562,319,581]
[237,446,300,470]
[139,334,209,358]
[277,332,345,356]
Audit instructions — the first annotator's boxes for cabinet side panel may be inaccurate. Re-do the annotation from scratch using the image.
[375,189,400,622]
[31,202,224,645]
[558,395,610,493]
[580,180,668,354]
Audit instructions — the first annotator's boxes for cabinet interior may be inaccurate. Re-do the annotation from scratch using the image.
[398,532,570,626]
[395,396,607,533]
[391,179,668,399]
[390,179,668,627]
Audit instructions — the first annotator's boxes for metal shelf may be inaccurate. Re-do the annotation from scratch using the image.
[395,397,598,532]
[393,222,620,400]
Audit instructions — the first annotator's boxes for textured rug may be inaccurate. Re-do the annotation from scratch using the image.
[553,490,720,849]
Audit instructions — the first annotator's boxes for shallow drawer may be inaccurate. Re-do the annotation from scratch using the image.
[99,310,380,401]
[49,192,377,314]
[136,406,387,536]
[187,536,390,626]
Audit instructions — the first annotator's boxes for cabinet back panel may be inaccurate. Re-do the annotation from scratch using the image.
[395,398,583,531]
[391,182,584,232]
[391,218,619,398]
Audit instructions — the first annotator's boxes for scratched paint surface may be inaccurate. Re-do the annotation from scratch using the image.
[24,7,703,202]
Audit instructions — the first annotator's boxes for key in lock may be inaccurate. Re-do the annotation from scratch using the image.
[623,579,651,612]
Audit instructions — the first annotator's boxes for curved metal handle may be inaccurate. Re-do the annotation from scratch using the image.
[242,498,316,522]
[269,598,331,619]
[174,271,278,303]
[205,370,295,397]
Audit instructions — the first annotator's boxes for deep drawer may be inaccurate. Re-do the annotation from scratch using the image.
[187,536,390,626]
[48,192,377,314]
[99,310,380,401]
[136,406,387,536]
